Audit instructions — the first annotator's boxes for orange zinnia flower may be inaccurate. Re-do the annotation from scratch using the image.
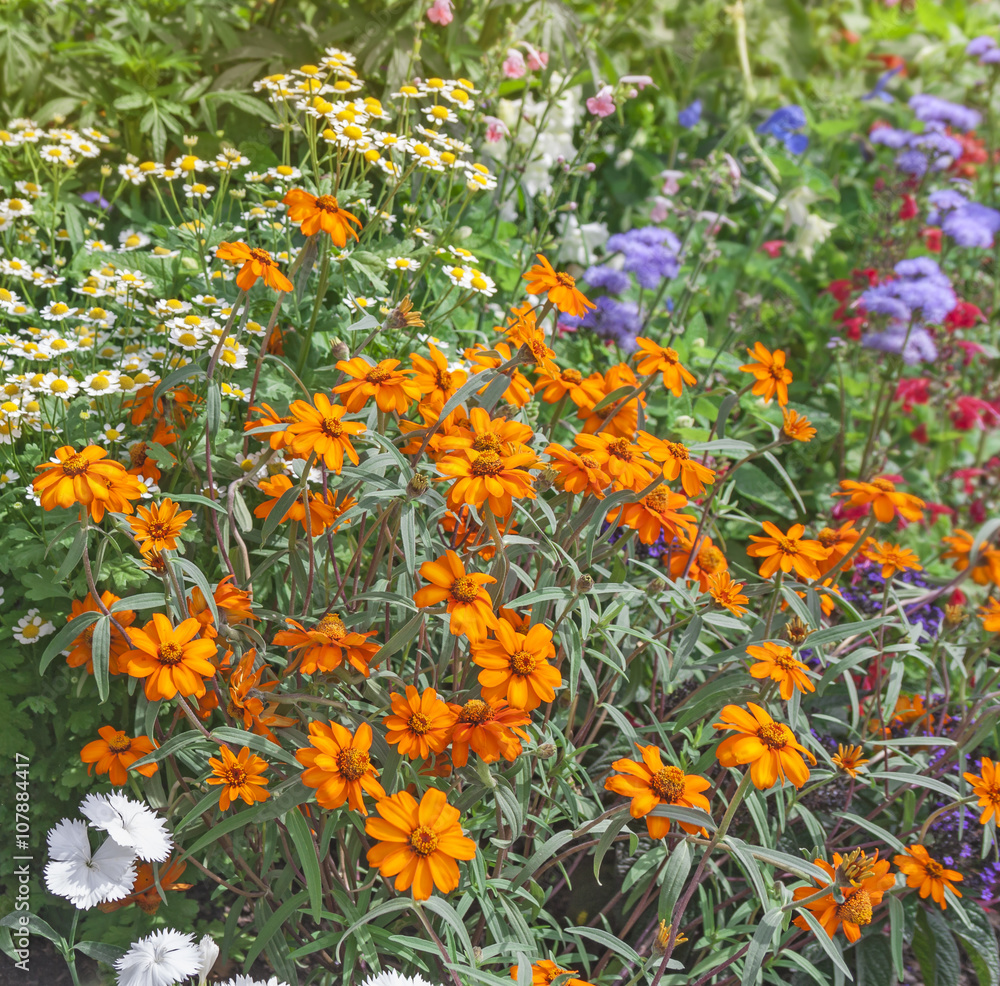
[612,487,696,545]
[816,521,863,575]
[244,402,294,450]
[502,302,560,377]
[862,540,922,579]
[522,253,595,317]
[473,618,561,711]
[573,432,654,493]
[964,758,1000,824]
[713,702,816,789]
[831,743,869,778]
[333,357,422,414]
[637,432,716,496]
[605,744,711,838]
[894,845,963,909]
[746,642,814,700]
[834,477,925,523]
[65,591,136,674]
[227,652,295,741]
[283,393,365,472]
[411,344,467,409]
[34,445,142,521]
[575,363,646,438]
[188,574,257,639]
[746,522,830,580]
[782,408,816,442]
[534,367,605,407]
[365,787,477,900]
[282,188,362,245]
[740,342,793,406]
[97,857,191,915]
[465,342,534,407]
[80,727,158,786]
[448,696,531,767]
[667,534,729,591]
[273,613,379,676]
[510,961,596,986]
[296,720,385,814]
[437,446,537,518]
[216,241,293,292]
[121,614,218,701]
[413,550,498,642]
[981,598,1000,632]
[792,851,895,943]
[252,474,342,534]
[634,338,697,397]
[127,498,192,553]
[941,529,1000,586]
[707,571,749,616]
[206,745,270,810]
[383,686,457,760]
[544,443,611,498]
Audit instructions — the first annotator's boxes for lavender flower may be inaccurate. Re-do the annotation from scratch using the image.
[577,296,642,352]
[757,105,808,154]
[678,99,702,129]
[966,36,997,58]
[606,227,681,290]
[926,188,969,225]
[862,324,938,365]
[909,94,982,131]
[862,67,902,103]
[870,127,915,150]
[896,150,928,176]
[942,203,1000,248]
[583,265,630,295]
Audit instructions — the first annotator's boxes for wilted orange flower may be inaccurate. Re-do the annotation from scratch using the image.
[522,253,595,317]
[792,851,895,943]
[216,241,293,292]
[284,393,365,471]
[981,598,1000,632]
[383,686,456,760]
[667,534,728,590]
[863,541,922,578]
[473,619,561,711]
[746,642,814,700]
[964,758,1000,824]
[707,571,749,616]
[832,743,869,778]
[80,727,158,786]
[637,431,716,496]
[634,338,697,397]
[226,652,294,741]
[365,787,477,900]
[65,591,136,674]
[97,857,191,915]
[296,720,385,814]
[252,474,340,534]
[612,487,696,545]
[544,443,611,498]
[816,521,863,575]
[894,845,962,909]
[411,344,467,409]
[573,432,654,492]
[413,550,498,642]
[747,521,830,580]
[188,574,256,640]
[534,367,604,407]
[127,498,192,553]
[437,446,536,518]
[740,342,793,406]
[941,530,1000,586]
[834,477,925,523]
[206,745,270,811]
[273,613,379,676]
[122,614,218,701]
[34,445,143,521]
[714,702,816,789]
[448,696,530,767]
[282,188,362,245]
[605,744,711,838]
[510,961,595,986]
[782,408,816,442]
[334,357,422,414]
[244,402,294,450]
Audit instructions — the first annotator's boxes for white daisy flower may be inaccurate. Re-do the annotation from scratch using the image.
[0,468,20,488]
[183,182,215,200]
[217,977,292,986]
[44,819,136,910]
[133,475,160,499]
[39,373,80,399]
[118,164,147,185]
[152,298,192,317]
[80,792,172,862]
[82,370,121,397]
[467,269,497,296]
[266,164,302,182]
[13,608,55,644]
[114,929,200,986]
[118,229,151,251]
[422,103,458,125]
[361,972,440,986]
[169,325,205,351]
[0,197,33,219]
[386,256,420,272]
[442,264,472,288]
[97,421,127,444]
[70,138,101,158]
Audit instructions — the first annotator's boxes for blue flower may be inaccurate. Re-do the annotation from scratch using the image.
[966,35,997,58]
[678,99,702,129]
[942,203,1000,248]
[862,66,902,103]
[895,149,928,177]
[909,94,981,131]
[583,265,630,295]
[757,105,808,154]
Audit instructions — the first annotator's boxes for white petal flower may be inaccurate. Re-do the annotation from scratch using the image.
[80,793,172,862]
[194,935,219,986]
[44,819,136,909]
[361,972,441,986]
[114,929,200,986]
[217,977,293,986]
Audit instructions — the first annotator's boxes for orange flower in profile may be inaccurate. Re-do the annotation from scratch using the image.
[465,342,533,407]
[383,686,456,760]
[473,619,561,711]
[707,571,749,616]
[413,550,498,642]
[573,432,654,492]
[282,188,362,245]
[510,961,595,986]
[667,534,728,590]
[747,522,830,580]
[206,746,270,811]
[612,487,696,545]
[576,363,646,438]
[605,744,711,838]
[534,367,604,407]
[502,302,560,377]
[283,393,365,471]
[981,598,1000,632]
[65,591,136,674]
[713,703,816,789]
[227,652,295,741]
[792,851,895,943]
[188,574,257,640]
[97,857,191,914]
[544,443,611,498]
[782,408,816,442]
[273,613,379,676]
[834,477,925,523]
[411,343,467,409]
[448,696,531,766]
[252,474,340,534]
[121,614,218,701]
[244,402,294,450]
[963,758,1000,824]
[295,720,385,814]
[863,541,922,579]
[365,787,477,900]
[80,727,158,786]
[522,253,595,317]
[816,521,863,575]
[127,498,192,553]
[637,432,716,496]
[740,342,793,406]
[34,445,142,521]
[894,845,962,909]
[216,241,293,292]
[334,357,422,414]
[634,338,697,397]
[832,744,869,778]
[941,530,1000,586]
[746,642,814,700]
[436,446,537,518]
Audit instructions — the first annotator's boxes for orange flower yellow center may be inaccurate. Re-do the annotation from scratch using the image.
[650,764,685,802]
[336,748,371,780]
[460,699,494,724]
[837,889,873,926]
[871,478,896,492]
[924,859,943,877]
[450,576,481,604]
[322,417,344,438]
[561,369,582,384]
[223,762,248,786]
[698,546,726,572]
[608,438,632,461]
[315,195,340,212]
[317,614,347,639]
[407,712,431,735]
[756,723,788,750]
[471,451,504,477]
[366,365,391,384]
[107,731,132,753]
[510,650,536,675]
[645,492,670,513]
[158,642,184,666]
[130,442,148,468]
[62,453,90,476]
[408,824,439,857]
[472,433,502,453]
[249,248,274,266]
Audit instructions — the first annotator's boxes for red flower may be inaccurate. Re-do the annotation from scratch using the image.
[760,240,785,258]
[945,301,985,331]
[951,396,1000,431]
[921,227,943,253]
[894,378,930,413]
[898,194,918,221]
[841,316,865,341]
[911,423,929,444]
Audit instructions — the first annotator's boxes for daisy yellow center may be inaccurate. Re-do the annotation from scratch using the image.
[107,731,132,753]
[157,642,184,666]
[472,433,502,453]
[408,825,439,857]
[460,699,494,724]
[223,762,248,787]
[650,765,685,802]
[837,889,873,926]
[336,748,371,780]
[510,650,536,675]
[366,365,391,384]
[317,614,346,640]
[21,625,40,640]
[608,438,632,461]
[923,859,943,877]
[316,195,340,212]
[249,248,273,266]
[664,442,689,460]
[871,478,896,492]
[61,454,90,476]
[756,723,788,750]
[322,417,344,438]
[407,712,431,734]
[471,451,504,476]
[450,576,480,604]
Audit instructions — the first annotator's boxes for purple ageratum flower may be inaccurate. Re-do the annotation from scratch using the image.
[757,105,808,154]
[861,284,913,322]
[583,265,630,295]
[862,324,938,365]
[870,126,915,149]
[966,36,997,57]
[862,66,902,103]
[981,47,1000,64]
[942,203,1000,248]
[678,99,702,129]
[912,130,964,168]
[896,149,928,177]
[909,94,982,131]
[79,191,111,210]
[926,188,969,226]
[861,258,956,327]
[605,227,681,290]
[577,295,642,352]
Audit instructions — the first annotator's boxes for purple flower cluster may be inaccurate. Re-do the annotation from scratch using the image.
[678,99,702,129]
[870,124,964,176]
[966,35,1000,65]
[839,561,945,640]
[909,94,982,131]
[562,297,643,352]
[756,105,808,154]
[926,188,1000,249]
[605,227,682,289]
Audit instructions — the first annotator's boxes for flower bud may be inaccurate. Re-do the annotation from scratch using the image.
[781,615,811,647]
[330,339,350,361]
[575,574,594,593]
[183,134,199,147]
[535,743,556,758]
[407,473,429,499]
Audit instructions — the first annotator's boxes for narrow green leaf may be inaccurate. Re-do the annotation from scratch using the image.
[741,909,785,986]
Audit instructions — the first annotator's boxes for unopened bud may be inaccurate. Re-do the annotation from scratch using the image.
[183,134,199,148]
[100,165,112,177]
[330,339,350,361]
[575,574,594,593]
[534,467,558,493]
[536,743,556,758]
[652,921,688,955]
[781,615,811,647]
[230,188,246,200]
[407,473,429,498]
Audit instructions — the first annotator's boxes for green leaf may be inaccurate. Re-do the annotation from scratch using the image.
[856,934,894,986]
[74,941,127,964]
[130,731,210,769]
[509,830,577,890]
[888,896,905,980]
[206,381,221,439]
[244,890,309,969]
[795,907,853,981]
[659,841,692,919]
[913,906,961,986]
[0,912,63,947]
[592,812,633,885]
[91,615,111,703]
[950,901,1000,986]
[741,908,785,986]
[39,611,100,674]
[209,726,302,767]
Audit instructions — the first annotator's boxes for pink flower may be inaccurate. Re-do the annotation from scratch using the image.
[586,85,616,118]
[483,116,509,143]
[659,169,684,196]
[525,46,549,71]
[620,75,655,90]
[760,240,785,258]
[426,0,453,25]
[502,49,526,79]
[649,197,670,223]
